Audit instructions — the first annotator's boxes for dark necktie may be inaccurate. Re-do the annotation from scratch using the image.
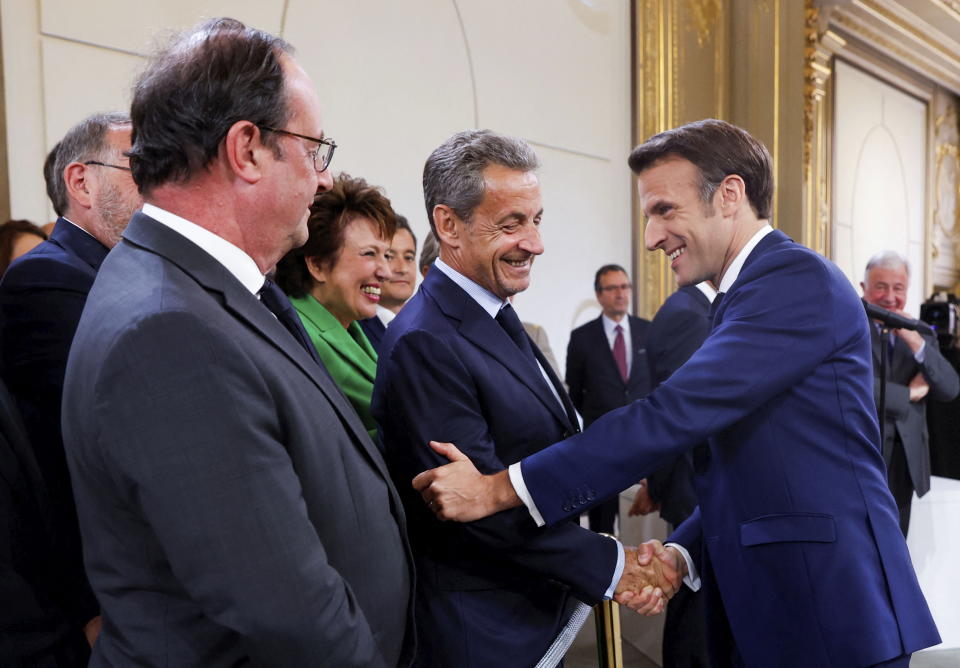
[612,324,628,382]
[258,280,323,366]
[709,291,726,322]
[496,303,536,364]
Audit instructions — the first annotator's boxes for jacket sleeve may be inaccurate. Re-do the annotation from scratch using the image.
[377,328,618,604]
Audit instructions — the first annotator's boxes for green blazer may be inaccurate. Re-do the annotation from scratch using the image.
[289,295,379,441]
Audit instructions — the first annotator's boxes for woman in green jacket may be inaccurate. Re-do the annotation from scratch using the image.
[274,173,397,441]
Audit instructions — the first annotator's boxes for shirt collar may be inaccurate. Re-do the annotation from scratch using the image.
[695,281,718,303]
[717,224,773,294]
[434,257,505,319]
[142,203,265,295]
[601,313,630,338]
[376,305,397,327]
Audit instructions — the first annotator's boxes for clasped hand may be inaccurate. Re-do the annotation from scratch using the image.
[614,540,685,616]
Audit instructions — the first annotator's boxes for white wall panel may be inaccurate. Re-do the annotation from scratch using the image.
[833,60,928,313]
[40,0,282,55]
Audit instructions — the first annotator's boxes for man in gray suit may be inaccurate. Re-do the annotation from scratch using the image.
[861,250,959,535]
[61,18,413,667]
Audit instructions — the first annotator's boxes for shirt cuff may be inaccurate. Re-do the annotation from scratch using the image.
[914,340,926,364]
[665,542,701,592]
[603,539,625,600]
[508,462,545,527]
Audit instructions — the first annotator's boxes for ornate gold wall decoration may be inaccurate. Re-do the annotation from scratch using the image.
[932,97,960,288]
[632,0,729,318]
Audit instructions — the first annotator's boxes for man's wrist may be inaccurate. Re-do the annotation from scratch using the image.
[491,469,522,512]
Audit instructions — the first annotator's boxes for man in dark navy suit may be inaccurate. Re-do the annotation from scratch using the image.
[373,130,660,668]
[415,120,939,668]
[566,264,651,534]
[0,112,142,662]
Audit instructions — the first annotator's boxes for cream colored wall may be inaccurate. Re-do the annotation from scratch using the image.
[832,60,928,314]
[0,0,633,372]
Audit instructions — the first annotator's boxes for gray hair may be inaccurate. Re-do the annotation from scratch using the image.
[864,250,909,283]
[422,129,539,233]
[44,111,131,217]
[419,229,439,271]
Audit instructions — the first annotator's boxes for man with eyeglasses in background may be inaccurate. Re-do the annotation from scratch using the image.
[59,18,413,667]
[0,111,141,665]
[565,264,652,535]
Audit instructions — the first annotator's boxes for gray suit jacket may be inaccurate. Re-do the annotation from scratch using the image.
[872,326,959,497]
[62,213,414,667]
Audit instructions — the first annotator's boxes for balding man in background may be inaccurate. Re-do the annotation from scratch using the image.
[0,111,141,663]
[861,250,959,535]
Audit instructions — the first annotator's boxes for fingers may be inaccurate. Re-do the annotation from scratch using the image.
[616,586,667,616]
[428,440,469,462]
[636,539,663,566]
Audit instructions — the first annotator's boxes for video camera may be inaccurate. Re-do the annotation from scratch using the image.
[919,293,960,350]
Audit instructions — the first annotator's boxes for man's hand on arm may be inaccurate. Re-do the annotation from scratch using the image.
[412,441,521,521]
[613,540,685,616]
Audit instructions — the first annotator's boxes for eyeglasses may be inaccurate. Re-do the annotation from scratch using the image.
[258,125,336,173]
[598,283,632,293]
[83,160,131,172]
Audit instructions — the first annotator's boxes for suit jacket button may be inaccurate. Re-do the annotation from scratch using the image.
[562,504,573,512]
[587,491,596,501]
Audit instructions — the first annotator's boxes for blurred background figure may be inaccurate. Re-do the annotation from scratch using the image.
[360,214,417,352]
[566,263,652,535]
[861,250,959,536]
[418,229,439,278]
[0,219,46,275]
[276,173,397,441]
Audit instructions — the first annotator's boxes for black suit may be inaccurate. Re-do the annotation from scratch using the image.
[871,325,959,534]
[0,218,107,654]
[566,313,651,533]
[1,377,91,666]
[62,212,414,667]
[645,285,712,668]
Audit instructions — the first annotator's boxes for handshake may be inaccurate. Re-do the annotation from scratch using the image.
[614,540,686,616]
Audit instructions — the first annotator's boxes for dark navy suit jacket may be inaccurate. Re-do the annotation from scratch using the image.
[565,314,651,426]
[521,230,939,667]
[359,315,386,354]
[373,268,618,668]
[0,218,106,637]
[644,285,712,527]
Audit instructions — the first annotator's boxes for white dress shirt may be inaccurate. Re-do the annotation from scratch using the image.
[142,203,265,294]
[433,257,624,599]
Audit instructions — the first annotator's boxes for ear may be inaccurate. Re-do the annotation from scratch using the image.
[859,281,866,294]
[305,255,327,284]
[63,162,94,210]
[717,174,747,215]
[223,121,266,184]
[432,204,461,248]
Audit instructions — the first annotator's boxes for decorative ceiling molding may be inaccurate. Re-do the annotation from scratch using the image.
[817,0,960,94]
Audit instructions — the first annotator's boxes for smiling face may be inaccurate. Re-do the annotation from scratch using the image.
[640,157,736,287]
[381,227,417,310]
[444,165,544,300]
[861,265,908,311]
[308,216,390,328]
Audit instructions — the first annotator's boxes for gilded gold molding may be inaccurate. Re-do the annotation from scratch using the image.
[801,0,832,256]
[684,0,723,48]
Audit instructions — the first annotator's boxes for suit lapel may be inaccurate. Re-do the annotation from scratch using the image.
[423,270,572,429]
[121,213,390,478]
[296,298,377,384]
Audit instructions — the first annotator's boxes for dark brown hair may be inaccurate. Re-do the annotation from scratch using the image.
[628,119,773,220]
[275,173,397,297]
[0,220,46,275]
[128,18,292,194]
